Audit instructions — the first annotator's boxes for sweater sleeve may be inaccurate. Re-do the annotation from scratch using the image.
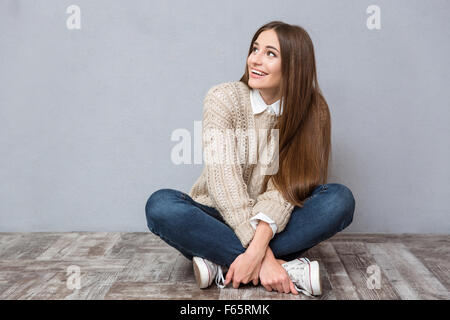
[202,84,256,248]
[251,177,295,234]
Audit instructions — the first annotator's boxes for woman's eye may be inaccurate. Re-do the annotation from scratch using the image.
[252,47,276,57]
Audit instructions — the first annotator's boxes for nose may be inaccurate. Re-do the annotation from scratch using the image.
[249,51,263,66]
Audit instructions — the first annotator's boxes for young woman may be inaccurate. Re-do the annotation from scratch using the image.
[145,21,355,297]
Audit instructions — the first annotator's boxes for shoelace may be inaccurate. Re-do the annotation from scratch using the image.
[289,257,314,297]
[215,265,225,289]
[294,285,314,297]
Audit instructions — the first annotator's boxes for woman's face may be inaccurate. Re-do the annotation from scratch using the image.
[247,29,282,101]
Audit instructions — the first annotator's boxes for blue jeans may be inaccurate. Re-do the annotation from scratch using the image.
[145,183,355,267]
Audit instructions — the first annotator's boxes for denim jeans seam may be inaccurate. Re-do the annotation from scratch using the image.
[179,192,188,200]
[307,184,328,201]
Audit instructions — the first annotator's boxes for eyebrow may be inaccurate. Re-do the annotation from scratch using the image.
[253,41,280,53]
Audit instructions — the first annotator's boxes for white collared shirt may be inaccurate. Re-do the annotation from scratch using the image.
[250,88,282,117]
[248,89,281,239]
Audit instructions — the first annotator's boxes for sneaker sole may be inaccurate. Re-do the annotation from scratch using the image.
[193,257,210,289]
[309,261,322,296]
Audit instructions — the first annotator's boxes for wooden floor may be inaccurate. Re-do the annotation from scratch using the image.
[0,232,448,300]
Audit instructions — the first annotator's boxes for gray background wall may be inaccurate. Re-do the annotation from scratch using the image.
[1,0,449,233]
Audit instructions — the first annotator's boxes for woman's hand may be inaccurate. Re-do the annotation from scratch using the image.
[259,252,298,295]
[224,250,264,288]
[224,220,272,289]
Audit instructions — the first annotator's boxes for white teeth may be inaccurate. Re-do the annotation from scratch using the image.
[252,69,266,76]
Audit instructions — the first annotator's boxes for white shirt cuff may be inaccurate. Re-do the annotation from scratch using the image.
[250,212,277,239]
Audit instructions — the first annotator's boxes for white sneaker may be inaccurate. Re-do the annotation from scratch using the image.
[192,256,226,289]
[282,257,322,297]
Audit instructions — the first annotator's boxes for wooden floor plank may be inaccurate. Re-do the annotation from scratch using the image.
[0,271,56,299]
[366,243,420,299]
[315,242,359,299]
[117,251,179,283]
[367,242,449,300]
[401,237,450,291]
[104,282,221,300]
[64,271,122,300]
[0,233,28,258]
[0,259,128,299]
[332,241,401,300]
[104,232,167,259]
[168,254,196,284]
[35,232,122,260]
[0,259,128,273]
[0,233,62,260]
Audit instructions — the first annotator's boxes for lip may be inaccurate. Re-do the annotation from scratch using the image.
[250,72,266,79]
[249,68,268,79]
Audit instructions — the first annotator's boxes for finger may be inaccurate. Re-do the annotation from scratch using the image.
[290,281,299,295]
[224,272,229,286]
[233,278,240,289]
[252,278,259,286]
[262,284,272,292]
[282,279,290,294]
[276,283,284,293]
[224,268,234,286]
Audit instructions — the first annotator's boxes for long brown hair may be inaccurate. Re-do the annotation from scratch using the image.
[240,21,332,208]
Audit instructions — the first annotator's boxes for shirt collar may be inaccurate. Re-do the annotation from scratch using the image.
[250,88,281,116]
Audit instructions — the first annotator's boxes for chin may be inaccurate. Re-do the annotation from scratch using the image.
[248,81,269,90]
[248,78,264,88]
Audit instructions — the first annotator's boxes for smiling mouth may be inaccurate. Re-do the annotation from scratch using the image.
[250,69,268,76]
[250,72,267,79]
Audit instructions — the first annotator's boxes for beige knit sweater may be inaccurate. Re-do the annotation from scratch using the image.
[188,81,295,248]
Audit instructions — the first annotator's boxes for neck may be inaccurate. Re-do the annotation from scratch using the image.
[258,88,281,105]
